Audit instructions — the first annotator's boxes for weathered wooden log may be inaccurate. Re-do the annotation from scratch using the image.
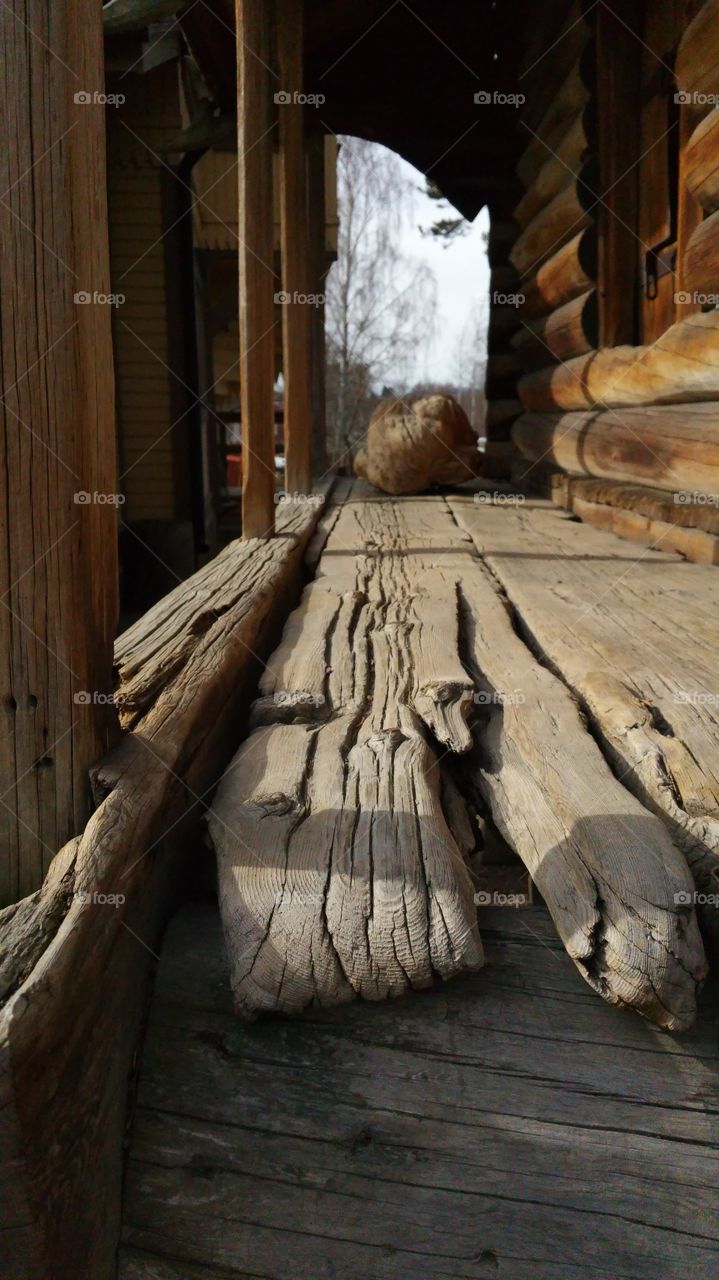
[676,0,719,100]
[519,311,719,412]
[450,495,719,952]
[212,488,704,1027]
[511,165,597,279]
[0,492,331,1279]
[518,59,593,190]
[211,496,483,1015]
[682,208,719,298]
[684,107,719,213]
[512,289,597,370]
[515,116,592,229]
[571,495,719,565]
[520,2,592,133]
[457,564,705,1032]
[556,475,719,536]
[521,228,597,320]
[513,405,719,497]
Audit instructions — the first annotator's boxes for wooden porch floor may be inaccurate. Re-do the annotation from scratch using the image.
[117,488,719,1279]
[119,903,719,1280]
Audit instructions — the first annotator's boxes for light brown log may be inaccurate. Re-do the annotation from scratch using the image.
[521,228,597,319]
[513,404,719,497]
[0,0,119,907]
[676,0,719,100]
[684,108,719,213]
[515,116,592,230]
[556,475,719,536]
[278,0,312,496]
[683,207,719,298]
[511,168,596,279]
[237,0,277,537]
[570,495,719,565]
[519,311,719,412]
[512,289,597,371]
[0,491,331,1279]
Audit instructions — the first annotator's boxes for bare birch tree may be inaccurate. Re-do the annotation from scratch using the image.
[325,137,437,462]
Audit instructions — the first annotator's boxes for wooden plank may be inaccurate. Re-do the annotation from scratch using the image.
[278,0,312,496]
[210,490,703,1024]
[450,496,719,948]
[513,403,719,496]
[117,902,719,1280]
[556,474,719,534]
[237,0,277,537]
[0,492,330,1280]
[518,310,719,411]
[571,494,719,564]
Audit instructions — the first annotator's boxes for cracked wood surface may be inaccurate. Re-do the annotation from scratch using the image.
[210,488,704,1026]
[450,496,719,948]
[118,902,719,1280]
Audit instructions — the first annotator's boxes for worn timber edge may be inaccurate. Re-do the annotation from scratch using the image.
[0,486,335,1280]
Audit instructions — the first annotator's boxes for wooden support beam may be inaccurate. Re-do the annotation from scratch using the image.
[278,0,312,495]
[237,0,277,537]
[596,0,642,346]
[307,130,328,476]
[0,0,119,906]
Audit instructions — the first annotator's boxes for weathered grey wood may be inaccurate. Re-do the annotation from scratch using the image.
[210,493,484,1014]
[513,404,719,497]
[0,493,330,1280]
[118,902,719,1280]
[450,496,719,949]
[210,489,703,1025]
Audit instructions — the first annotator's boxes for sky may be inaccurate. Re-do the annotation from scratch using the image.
[392,154,491,386]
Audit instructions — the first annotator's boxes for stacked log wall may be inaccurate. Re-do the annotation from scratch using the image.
[508,0,719,559]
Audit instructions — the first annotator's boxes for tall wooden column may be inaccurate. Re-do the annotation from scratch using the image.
[277,0,313,494]
[307,129,328,476]
[0,0,118,904]
[237,0,277,537]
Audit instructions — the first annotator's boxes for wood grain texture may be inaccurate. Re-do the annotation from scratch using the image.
[676,0,719,99]
[521,227,597,320]
[118,901,719,1280]
[211,488,703,1025]
[0,0,119,904]
[237,0,277,537]
[571,494,719,565]
[278,0,312,495]
[685,107,719,212]
[512,288,597,370]
[450,496,719,948]
[518,312,719,412]
[683,207,719,298]
[0,493,330,1279]
[513,403,719,496]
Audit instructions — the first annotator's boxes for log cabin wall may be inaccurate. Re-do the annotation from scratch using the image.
[508,0,719,564]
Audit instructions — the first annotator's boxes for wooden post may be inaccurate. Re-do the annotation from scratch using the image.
[307,129,328,475]
[277,0,313,495]
[596,1,643,347]
[237,0,277,537]
[0,0,118,904]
